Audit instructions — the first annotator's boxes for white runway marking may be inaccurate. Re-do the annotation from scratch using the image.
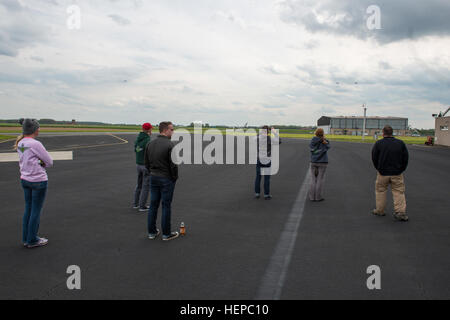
[256,168,312,300]
[51,134,128,151]
[0,151,73,162]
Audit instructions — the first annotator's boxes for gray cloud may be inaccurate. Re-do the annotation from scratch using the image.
[30,56,44,63]
[263,65,285,75]
[108,14,131,26]
[304,39,320,49]
[0,0,447,128]
[0,0,23,11]
[0,65,145,86]
[292,61,450,108]
[378,61,392,70]
[278,0,450,44]
[0,0,49,57]
[263,105,286,109]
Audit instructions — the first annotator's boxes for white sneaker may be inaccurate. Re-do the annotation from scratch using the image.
[27,237,48,248]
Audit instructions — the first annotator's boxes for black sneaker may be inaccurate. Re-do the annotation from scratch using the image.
[163,232,180,241]
[264,195,272,200]
[255,193,261,199]
[148,229,161,240]
[139,206,150,212]
[372,209,386,217]
[393,212,409,222]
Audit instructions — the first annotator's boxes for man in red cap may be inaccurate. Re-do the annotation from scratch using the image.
[133,123,153,212]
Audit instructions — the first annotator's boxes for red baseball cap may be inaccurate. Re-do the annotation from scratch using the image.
[142,123,153,131]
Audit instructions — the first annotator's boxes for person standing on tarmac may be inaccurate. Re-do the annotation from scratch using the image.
[254,126,280,200]
[255,126,272,200]
[145,122,180,241]
[133,123,153,212]
[309,128,330,202]
[15,119,53,249]
[372,125,409,221]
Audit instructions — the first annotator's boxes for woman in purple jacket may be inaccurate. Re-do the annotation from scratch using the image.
[14,119,53,248]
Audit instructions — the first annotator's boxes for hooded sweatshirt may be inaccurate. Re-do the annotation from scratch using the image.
[17,137,53,182]
[310,136,330,163]
[134,132,151,165]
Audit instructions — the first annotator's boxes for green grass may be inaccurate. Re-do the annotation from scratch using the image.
[0,135,14,141]
[0,123,141,131]
[176,128,426,145]
[0,123,427,145]
[279,133,427,145]
[278,128,315,134]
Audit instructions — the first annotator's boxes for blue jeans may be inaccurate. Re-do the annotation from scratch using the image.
[21,180,48,245]
[148,176,176,237]
[134,165,150,208]
[255,162,271,196]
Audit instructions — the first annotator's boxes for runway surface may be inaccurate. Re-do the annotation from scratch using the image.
[0,133,448,300]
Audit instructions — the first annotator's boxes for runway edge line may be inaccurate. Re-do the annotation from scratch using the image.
[256,168,312,300]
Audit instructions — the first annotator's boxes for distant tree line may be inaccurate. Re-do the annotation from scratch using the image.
[0,119,135,126]
[184,123,316,130]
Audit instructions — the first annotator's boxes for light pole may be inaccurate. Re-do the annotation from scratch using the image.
[362,104,367,141]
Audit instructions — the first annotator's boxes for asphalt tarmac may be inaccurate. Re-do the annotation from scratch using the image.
[0,134,448,300]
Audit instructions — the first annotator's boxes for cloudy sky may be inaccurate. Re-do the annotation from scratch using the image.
[0,0,449,128]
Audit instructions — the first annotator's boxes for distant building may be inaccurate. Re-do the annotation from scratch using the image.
[72,119,76,125]
[434,108,450,146]
[317,116,409,136]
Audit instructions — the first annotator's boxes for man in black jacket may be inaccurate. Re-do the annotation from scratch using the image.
[145,121,180,241]
[371,125,409,221]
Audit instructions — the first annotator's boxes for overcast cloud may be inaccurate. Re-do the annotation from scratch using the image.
[0,0,449,128]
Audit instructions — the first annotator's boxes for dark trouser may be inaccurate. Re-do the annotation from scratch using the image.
[148,175,176,236]
[255,162,271,196]
[309,163,327,201]
[21,180,48,245]
[134,165,150,208]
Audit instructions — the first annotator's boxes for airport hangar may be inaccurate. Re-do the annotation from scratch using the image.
[317,116,409,136]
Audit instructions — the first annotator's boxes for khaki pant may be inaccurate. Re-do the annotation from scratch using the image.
[375,173,407,214]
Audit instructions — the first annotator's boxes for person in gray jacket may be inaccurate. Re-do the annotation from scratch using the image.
[309,128,330,202]
[144,122,180,241]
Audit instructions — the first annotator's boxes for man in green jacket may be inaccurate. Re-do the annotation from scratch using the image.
[133,123,152,212]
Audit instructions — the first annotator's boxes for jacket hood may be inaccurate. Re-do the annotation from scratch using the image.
[137,132,149,142]
[311,136,322,145]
